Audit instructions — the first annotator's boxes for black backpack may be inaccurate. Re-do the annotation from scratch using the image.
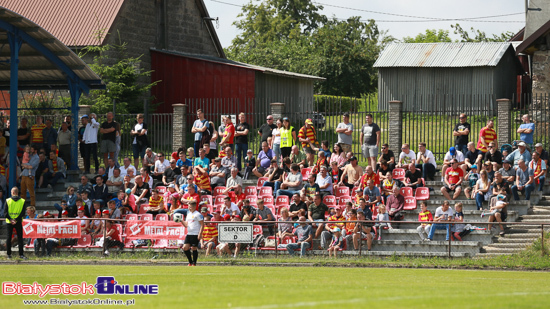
[200,120,213,148]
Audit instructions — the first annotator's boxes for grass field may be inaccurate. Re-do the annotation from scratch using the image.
[1,265,549,308]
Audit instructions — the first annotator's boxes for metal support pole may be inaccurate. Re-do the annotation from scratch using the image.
[7,32,22,190]
[448,223,452,259]
[68,79,81,170]
[542,224,545,257]
[358,222,362,257]
[103,218,107,255]
[275,222,278,259]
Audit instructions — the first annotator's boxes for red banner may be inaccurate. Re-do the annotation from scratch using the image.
[22,220,81,238]
[124,220,187,240]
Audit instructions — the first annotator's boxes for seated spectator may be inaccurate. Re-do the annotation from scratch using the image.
[224,168,243,194]
[321,207,345,249]
[276,164,303,198]
[529,151,546,192]
[178,174,198,195]
[327,228,343,258]
[277,207,294,238]
[380,171,397,200]
[262,159,284,189]
[146,188,165,216]
[397,143,416,170]
[126,167,136,182]
[153,152,170,181]
[506,142,531,167]
[511,159,535,200]
[55,200,74,218]
[441,147,465,179]
[377,144,396,171]
[107,199,121,221]
[377,160,392,183]
[290,145,307,169]
[140,167,153,188]
[316,166,333,197]
[308,194,328,239]
[253,199,274,235]
[228,184,246,208]
[221,196,240,216]
[374,205,391,240]
[142,147,157,170]
[329,161,342,184]
[194,166,212,195]
[243,149,256,180]
[386,187,404,223]
[338,156,363,190]
[286,216,313,257]
[490,171,511,205]
[288,193,307,221]
[534,143,549,166]
[44,151,66,187]
[194,148,210,172]
[36,151,49,188]
[92,175,110,205]
[81,191,93,217]
[77,175,93,196]
[221,147,237,169]
[201,216,218,257]
[180,185,200,208]
[253,142,274,178]
[440,159,464,200]
[131,175,150,211]
[87,208,103,236]
[241,200,257,221]
[498,159,516,183]
[162,159,181,186]
[106,168,123,197]
[416,201,432,241]
[359,166,380,190]
[106,158,117,178]
[302,173,320,200]
[102,220,124,252]
[119,157,136,178]
[343,207,356,232]
[404,163,422,190]
[482,161,495,182]
[451,202,465,241]
[76,206,89,234]
[311,151,329,175]
[209,157,227,189]
[176,149,193,169]
[487,194,508,236]
[427,200,454,241]
[484,142,503,170]
[54,186,77,215]
[415,142,437,180]
[462,142,483,173]
[463,164,480,199]
[348,210,374,251]
[330,143,346,168]
[363,180,381,210]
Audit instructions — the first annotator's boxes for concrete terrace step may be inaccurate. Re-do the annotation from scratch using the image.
[520,214,550,219]
[402,210,518,223]
[485,242,531,248]
[373,229,493,245]
[483,247,524,254]
[365,240,482,253]
[495,237,537,243]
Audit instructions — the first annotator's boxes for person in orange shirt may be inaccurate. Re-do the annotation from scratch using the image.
[477,119,497,153]
[359,166,380,190]
[30,116,46,151]
[298,119,318,167]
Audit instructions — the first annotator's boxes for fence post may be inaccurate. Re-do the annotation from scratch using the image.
[388,100,403,153]
[270,102,285,120]
[172,104,187,152]
[77,105,91,170]
[496,98,511,147]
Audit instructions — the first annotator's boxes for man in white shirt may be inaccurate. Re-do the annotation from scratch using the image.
[316,166,333,197]
[415,142,437,181]
[427,200,454,241]
[82,113,100,174]
[119,157,136,178]
[398,143,416,170]
[180,201,204,266]
[221,196,240,216]
[153,152,170,180]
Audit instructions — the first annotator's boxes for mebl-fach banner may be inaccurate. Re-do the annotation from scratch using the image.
[124,220,187,240]
[22,220,81,238]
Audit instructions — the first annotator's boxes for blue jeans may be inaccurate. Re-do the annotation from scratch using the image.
[415,163,436,180]
[174,209,188,217]
[286,242,311,257]
[263,181,275,189]
[455,144,467,154]
[235,143,248,171]
[193,141,201,158]
[475,193,485,210]
[428,223,451,241]
[273,143,281,165]
[276,189,300,198]
[44,171,64,186]
[511,184,535,200]
[537,176,546,191]
[273,181,283,193]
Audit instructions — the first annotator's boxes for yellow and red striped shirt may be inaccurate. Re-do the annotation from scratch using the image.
[194,173,211,191]
[52,158,58,173]
[31,123,46,144]
[203,225,218,242]
[327,215,345,230]
[298,126,316,148]
[149,195,164,210]
[477,127,496,153]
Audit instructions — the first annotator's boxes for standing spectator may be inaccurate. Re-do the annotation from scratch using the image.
[298,118,318,167]
[191,109,208,157]
[517,114,535,149]
[377,144,395,171]
[336,112,353,153]
[219,116,235,152]
[360,113,381,171]
[31,116,46,151]
[506,142,531,167]
[416,202,433,241]
[463,142,483,173]
[338,156,363,190]
[427,200,454,241]
[42,119,57,157]
[57,122,71,167]
[100,112,118,166]
[2,119,9,148]
[258,114,276,146]
[534,143,549,166]
[279,117,296,159]
[36,152,49,188]
[511,159,536,200]
[270,118,282,164]
[529,151,546,191]
[131,114,148,169]
[45,152,66,188]
[397,143,416,169]
[153,153,170,181]
[440,159,464,200]
[484,142,503,170]
[453,113,471,154]
[17,117,31,147]
[373,205,391,240]
[252,142,274,178]
[477,119,497,153]
[20,145,38,206]
[415,142,437,181]
[82,114,100,174]
[286,216,313,257]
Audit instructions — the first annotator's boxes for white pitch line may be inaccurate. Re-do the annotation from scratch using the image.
[221,298,364,309]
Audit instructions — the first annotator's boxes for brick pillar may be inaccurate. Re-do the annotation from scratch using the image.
[388,100,403,153]
[497,98,511,147]
[77,105,91,169]
[270,102,285,120]
[173,104,187,152]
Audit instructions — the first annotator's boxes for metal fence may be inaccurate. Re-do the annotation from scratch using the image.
[512,93,550,150]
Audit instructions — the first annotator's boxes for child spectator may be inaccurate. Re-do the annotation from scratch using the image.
[21,145,30,164]
[482,194,507,218]
[327,228,343,258]
[343,209,357,236]
[463,164,479,199]
[146,188,164,216]
[87,209,103,236]
[374,204,392,240]
[243,149,256,180]
[451,202,465,241]
[102,220,124,254]
[343,202,354,219]
[76,206,89,233]
[416,201,433,241]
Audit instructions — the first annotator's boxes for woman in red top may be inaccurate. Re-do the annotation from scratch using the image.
[220,117,235,152]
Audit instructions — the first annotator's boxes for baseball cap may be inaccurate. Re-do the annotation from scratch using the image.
[80,114,89,119]
[168,183,175,188]
[350,156,358,161]
[233,215,241,220]
[518,141,526,147]
[200,207,208,213]
[356,188,363,192]
[61,210,68,215]
[214,157,222,162]
[497,194,505,200]
[305,118,313,125]
[95,210,101,215]
[449,147,456,155]
[503,159,511,164]
[78,206,85,211]
[102,209,109,215]
[43,211,50,217]
[535,143,543,147]
[471,164,477,169]
[247,149,253,153]
[125,188,132,194]
[223,214,231,220]
[332,227,341,233]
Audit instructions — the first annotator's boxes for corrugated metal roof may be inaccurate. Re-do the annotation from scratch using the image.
[151,49,326,81]
[374,42,517,68]
[0,0,124,46]
[0,6,105,90]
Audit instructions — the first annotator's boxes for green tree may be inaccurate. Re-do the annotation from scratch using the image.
[403,29,453,43]
[451,23,514,42]
[78,37,159,115]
